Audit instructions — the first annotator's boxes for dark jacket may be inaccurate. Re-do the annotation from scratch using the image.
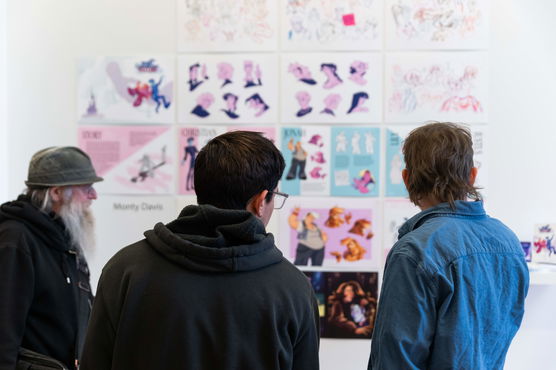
[81,204,320,370]
[0,195,93,370]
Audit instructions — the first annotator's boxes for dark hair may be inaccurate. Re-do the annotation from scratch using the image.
[403,122,481,209]
[347,92,369,114]
[321,63,342,82]
[223,93,238,101]
[189,63,200,71]
[194,131,285,209]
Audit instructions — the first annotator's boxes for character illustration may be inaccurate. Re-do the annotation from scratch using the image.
[289,209,328,266]
[311,152,325,164]
[285,138,307,180]
[390,154,403,185]
[131,146,166,183]
[330,237,367,262]
[353,170,375,194]
[295,91,313,117]
[321,63,343,89]
[321,93,341,116]
[325,206,352,228]
[221,93,239,119]
[365,132,375,154]
[534,225,556,256]
[351,131,361,154]
[244,60,262,88]
[127,81,151,107]
[188,63,208,91]
[349,218,373,240]
[245,93,269,117]
[217,62,234,88]
[349,60,369,86]
[310,167,326,179]
[326,281,377,338]
[85,92,98,116]
[181,137,198,191]
[347,92,369,114]
[308,134,324,147]
[336,132,348,152]
[288,62,317,85]
[191,93,214,118]
[148,77,171,113]
[441,95,483,112]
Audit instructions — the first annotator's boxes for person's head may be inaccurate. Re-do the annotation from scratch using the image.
[304,211,318,226]
[194,131,286,225]
[187,137,195,145]
[295,91,311,108]
[336,281,364,303]
[189,63,200,79]
[321,63,337,74]
[350,60,368,75]
[323,93,341,110]
[288,63,310,79]
[197,93,214,109]
[217,62,233,80]
[244,60,253,74]
[223,93,238,110]
[347,92,369,113]
[25,146,103,253]
[245,94,268,110]
[402,122,480,209]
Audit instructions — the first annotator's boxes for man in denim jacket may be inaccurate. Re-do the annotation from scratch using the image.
[369,123,529,369]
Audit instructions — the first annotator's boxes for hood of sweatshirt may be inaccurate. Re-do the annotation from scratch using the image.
[0,194,69,252]
[144,204,283,272]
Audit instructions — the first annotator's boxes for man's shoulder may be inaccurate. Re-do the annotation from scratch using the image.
[0,219,36,252]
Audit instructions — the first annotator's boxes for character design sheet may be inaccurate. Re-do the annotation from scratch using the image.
[533,224,556,264]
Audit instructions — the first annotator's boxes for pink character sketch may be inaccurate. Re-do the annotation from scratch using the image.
[349,61,369,86]
[310,167,326,179]
[321,93,341,116]
[347,92,369,114]
[308,134,324,147]
[217,62,234,88]
[188,63,208,92]
[127,81,151,107]
[191,92,214,118]
[353,169,375,194]
[245,93,269,117]
[288,62,317,85]
[221,93,239,119]
[244,60,262,88]
[321,63,343,89]
[311,152,326,164]
[296,91,313,117]
[441,66,483,113]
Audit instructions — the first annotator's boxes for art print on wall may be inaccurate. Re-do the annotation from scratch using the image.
[177,0,278,52]
[331,127,380,197]
[77,57,174,124]
[385,52,488,123]
[178,54,278,124]
[383,199,420,261]
[279,197,380,268]
[385,126,412,197]
[282,0,383,50]
[281,53,382,124]
[385,0,489,50]
[471,125,488,194]
[79,125,175,194]
[532,224,556,265]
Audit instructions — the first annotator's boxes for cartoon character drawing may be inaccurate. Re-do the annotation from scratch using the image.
[285,138,307,180]
[349,60,369,86]
[310,167,326,179]
[244,60,262,88]
[131,146,166,183]
[289,209,328,266]
[127,81,151,107]
[181,137,198,191]
[295,91,313,117]
[188,63,208,91]
[308,134,324,147]
[321,63,343,89]
[353,170,375,194]
[320,93,341,116]
[534,225,556,256]
[217,62,234,88]
[148,77,171,113]
[325,206,351,228]
[349,218,373,239]
[191,92,214,118]
[336,131,348,152]
[288,62,317,85]
[245,93,269,117]
[311,152,326,164]
[351,131,361,154]
[330,237,367,262]
[365,132,375,154]
[390,153,403,185]
[221,93,239,119]
[85,92,98,116]
[347,92,370,114]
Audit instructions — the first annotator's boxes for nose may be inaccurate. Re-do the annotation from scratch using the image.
[88,186,97,200]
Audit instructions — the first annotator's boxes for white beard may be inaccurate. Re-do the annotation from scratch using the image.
[57,198,96,256]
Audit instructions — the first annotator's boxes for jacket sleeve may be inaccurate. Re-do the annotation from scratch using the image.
[0,239,34,368]
[368,253,436,370]
[292,291,320,370]
[79,274,116,370]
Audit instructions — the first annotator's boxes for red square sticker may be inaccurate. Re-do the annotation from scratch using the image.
[343,13,355,26]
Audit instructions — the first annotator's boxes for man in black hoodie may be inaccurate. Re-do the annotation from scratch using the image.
[80,131,320,370]
[0,146,103,369]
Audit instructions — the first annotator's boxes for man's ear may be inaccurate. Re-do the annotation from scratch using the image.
[469,167,478,186]
[247,190,269,218]
[402,169,409,189]
[49,186,65,203]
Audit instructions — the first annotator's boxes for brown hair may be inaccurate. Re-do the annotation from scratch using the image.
[402,122,481,209]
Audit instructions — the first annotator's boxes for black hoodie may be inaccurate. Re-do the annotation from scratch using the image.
[81,204,320,370]
[0,195,92,370]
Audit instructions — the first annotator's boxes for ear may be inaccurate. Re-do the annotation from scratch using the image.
[469,167,478,186]
[49,186,65,203]
[247,190,269,218]
[402,169,409,189]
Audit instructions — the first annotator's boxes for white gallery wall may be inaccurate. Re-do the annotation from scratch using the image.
[2,1,556,369]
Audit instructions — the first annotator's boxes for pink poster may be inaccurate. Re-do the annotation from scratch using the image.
[79,125,175,194]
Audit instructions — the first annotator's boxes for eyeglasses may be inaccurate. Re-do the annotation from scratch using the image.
[73,184,96,197]
[268,190,289,210]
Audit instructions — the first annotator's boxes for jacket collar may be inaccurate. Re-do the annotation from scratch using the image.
[399,200,486,238]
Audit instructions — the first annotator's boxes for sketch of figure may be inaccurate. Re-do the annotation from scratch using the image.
[245,93,269,117]
[217,62,234,88]
[365,132,375,154]
[148,77,171,113]
[353,170,375,194]
[221,93,239,119]
[127,81,151,107]
[336,131,348,152]
[310,167,326,179]
[191,92,214,118]
[85,92,98,116]
[289,209,327,266]
[286,138,307,180]
[347,92,369,114]
[349,61,369,86]
[351,131,361,155]
[390,154,403,185]
[295,91,313,117]
[320,93,341,116]
[131,146,166,183]
[308,134,324,147]
[244,60,262,88]
[441,66,483,112]
[181,137,198,191]
[188,63,208,91]
[288,62,317,85]
[321,63,343,89]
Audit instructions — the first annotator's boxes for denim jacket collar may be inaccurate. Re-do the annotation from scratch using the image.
[399,200,486,238]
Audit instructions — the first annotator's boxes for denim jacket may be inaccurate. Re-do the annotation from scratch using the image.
[369,201,529,370]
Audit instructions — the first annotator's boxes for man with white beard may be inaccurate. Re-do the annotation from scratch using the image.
[0,146,102,370]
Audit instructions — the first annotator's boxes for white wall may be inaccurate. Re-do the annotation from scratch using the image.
[3,0,556,369]
[0,0,7,201]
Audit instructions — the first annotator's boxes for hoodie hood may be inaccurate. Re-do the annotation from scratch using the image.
[144,204,283,272]
[0,194,69,252]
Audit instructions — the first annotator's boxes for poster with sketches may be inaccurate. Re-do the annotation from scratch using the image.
[177,0,278,52]
[385,52,488,123]
[282,0,383,51]
[279,197,380,268]
[385,0,489,50]
[471,125,488,194]
[89,195,177,290]
[383,199,420,260]
[385,126,412,197]
[304,271,378,339]
[281,53,382,124]
[77,57,174,124]
[178,54,278,124]
[331,127,380,197]
[532,224,556,264]
[281,126,331,196]
[79,125,175,194]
